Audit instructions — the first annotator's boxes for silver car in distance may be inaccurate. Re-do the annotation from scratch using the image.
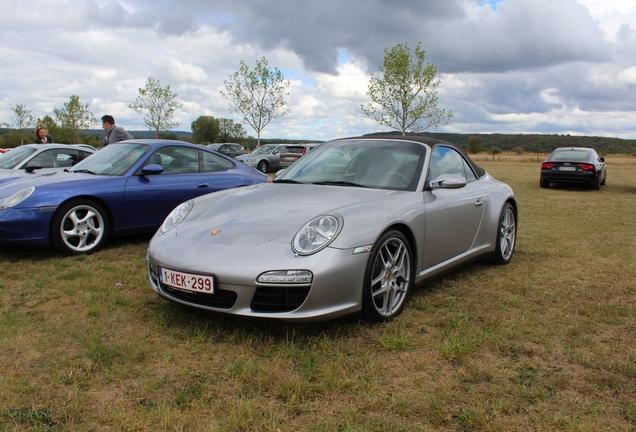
[147,135,517,322]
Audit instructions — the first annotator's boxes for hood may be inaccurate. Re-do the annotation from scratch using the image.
[0,171,99,196]
[175,183,393,247]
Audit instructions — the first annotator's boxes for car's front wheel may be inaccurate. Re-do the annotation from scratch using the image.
[51,199,109,255]
[361,230,413,322]
[493,202,516,264]
[257,160,268,173]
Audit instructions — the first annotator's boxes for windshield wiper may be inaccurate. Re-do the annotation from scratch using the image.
[72,169,97,175]
[273,179,304,184]
[312,180,367,188]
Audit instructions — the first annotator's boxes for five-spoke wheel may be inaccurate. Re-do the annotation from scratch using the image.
[51,199,109,255]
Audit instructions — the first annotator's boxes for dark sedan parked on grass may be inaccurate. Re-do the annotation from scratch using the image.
[0,140,269,255]
[540,147,607,190]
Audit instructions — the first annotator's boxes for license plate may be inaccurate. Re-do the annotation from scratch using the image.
[159,267,214,294]
[284,157,296,161]
[558,166,576,171]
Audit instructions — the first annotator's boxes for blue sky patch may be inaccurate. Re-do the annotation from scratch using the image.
[477,0,503,12]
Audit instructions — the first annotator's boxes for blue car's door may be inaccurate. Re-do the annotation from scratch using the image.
[124,146,213,228]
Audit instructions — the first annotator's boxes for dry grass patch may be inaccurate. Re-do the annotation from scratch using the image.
[1,159,635,431]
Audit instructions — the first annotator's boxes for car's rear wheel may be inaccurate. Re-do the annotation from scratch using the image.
[362,230,413,322]
[540,179,549,188]
[257,160,268,173]
[590,176,600,190]
[51,199,109,255]
[493,202,516,265]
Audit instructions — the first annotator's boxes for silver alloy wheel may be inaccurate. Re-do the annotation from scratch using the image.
[370,236,411,317]
[499,205,516,261]
[60,203,106,253]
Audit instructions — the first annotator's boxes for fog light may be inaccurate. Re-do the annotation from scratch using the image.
[257,270,313,284]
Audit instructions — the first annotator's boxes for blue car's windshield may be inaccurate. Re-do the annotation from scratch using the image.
[71,143,151,176]
[0,146,37,169]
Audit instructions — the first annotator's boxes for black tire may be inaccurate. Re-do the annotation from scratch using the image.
[257,160,268,173]
[493,202,516,265]
[361,230,413,322]
[50,199,109,255]
[590,177,600,190]
[540,179,549,188]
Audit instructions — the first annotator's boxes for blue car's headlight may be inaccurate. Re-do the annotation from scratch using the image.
[292,213,343,255]
[160,200,193,234]
[0,187,35,210]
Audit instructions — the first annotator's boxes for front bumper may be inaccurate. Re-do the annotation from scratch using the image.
[147,231,370,322]
[0,207,56,247]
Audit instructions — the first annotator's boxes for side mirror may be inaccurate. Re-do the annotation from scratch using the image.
[142,164,164,175]
[599,156,605,163]
[429,174,467,190]
[25,162,43,173]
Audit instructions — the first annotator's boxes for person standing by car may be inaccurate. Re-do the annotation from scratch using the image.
[34,124,52,143]
[101,115,133,146]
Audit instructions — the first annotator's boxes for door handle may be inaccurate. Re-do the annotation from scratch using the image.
[198,183,210,188]
[475,198,484,207]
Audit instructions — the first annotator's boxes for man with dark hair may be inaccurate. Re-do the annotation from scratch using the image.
[101,115,133,146]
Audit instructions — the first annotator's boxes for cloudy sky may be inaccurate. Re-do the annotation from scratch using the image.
[1,0,635,141]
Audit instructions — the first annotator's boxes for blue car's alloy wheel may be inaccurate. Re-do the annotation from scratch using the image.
[51,199,109,255]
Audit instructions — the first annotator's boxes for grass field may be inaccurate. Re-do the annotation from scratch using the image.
[1,156,635,431]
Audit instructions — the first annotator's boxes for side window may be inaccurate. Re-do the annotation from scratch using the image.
[462,158,477,182]
[150,147,199,174]
[55,149,81,168]
[30,150,59,168]
[429,147,466,181]
[202,150,235,172]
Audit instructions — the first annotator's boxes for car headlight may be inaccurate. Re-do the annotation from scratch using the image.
[160,200,193,234]
[292,213,343,255]
[0,187,35,210]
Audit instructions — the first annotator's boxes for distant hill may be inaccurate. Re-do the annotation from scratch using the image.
[365,132,636,154]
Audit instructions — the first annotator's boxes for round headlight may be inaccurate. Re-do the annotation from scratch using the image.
[0,186,35,210]
[160,200,193,234]
[292,214,343,255]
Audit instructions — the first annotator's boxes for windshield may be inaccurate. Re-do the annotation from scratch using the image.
[251,145,276,155]
[276,139,427,191]
[71,143,151,176]
[0,146,37,169]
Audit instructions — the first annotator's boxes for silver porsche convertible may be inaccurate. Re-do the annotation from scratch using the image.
[147,135,517,322]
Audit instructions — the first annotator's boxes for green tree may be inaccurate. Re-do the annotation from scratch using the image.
[191,116,220,144]
[490,147,502,161]
[11,104,35,145]
[217,118,247,143]
[129,77,183,138]
[220,57,290,146]
[361,42,452,135]
[467,136,483,154]
[53,95,96,144]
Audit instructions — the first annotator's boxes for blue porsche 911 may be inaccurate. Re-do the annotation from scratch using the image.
[0,140,269,255]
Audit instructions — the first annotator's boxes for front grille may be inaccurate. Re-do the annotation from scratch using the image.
[161,284,237,309]
[250,286,310,312]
